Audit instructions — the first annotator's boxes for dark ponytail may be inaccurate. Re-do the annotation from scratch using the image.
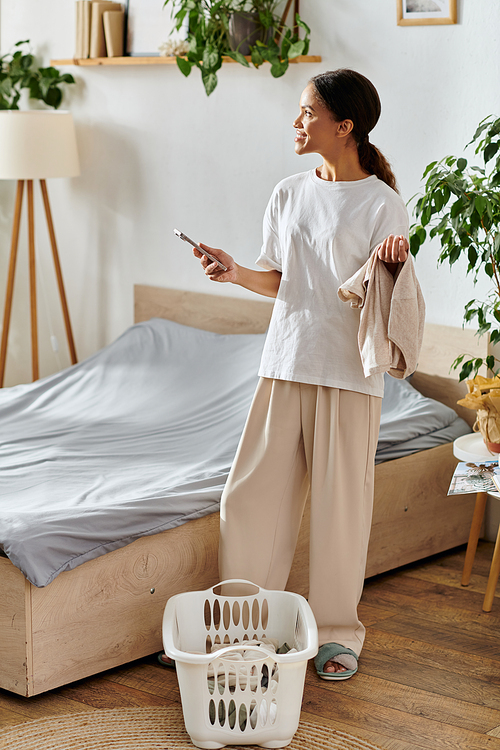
[310,69,398,192]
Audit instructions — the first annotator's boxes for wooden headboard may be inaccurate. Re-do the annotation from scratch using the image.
[134,284,487,427]
[134,284,274,335]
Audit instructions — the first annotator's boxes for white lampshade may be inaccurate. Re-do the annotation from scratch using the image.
[0,111,80,180]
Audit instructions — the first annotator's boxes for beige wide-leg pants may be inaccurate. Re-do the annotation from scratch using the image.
[219,378,382,656]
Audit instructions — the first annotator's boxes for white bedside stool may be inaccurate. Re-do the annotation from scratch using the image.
[453,433,500,612]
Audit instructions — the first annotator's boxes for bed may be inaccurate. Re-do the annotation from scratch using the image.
[0,285,484,697]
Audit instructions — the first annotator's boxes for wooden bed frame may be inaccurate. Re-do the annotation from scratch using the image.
[0,285,486,697]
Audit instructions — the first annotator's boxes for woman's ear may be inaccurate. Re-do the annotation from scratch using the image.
[336,119,354,138]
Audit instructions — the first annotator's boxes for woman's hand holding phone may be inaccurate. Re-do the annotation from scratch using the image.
[194,243,238,284]
[176,230,280,298]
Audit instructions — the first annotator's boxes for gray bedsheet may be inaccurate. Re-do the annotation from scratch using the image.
[0,319,264,587]
[376,373,471,463]
[0,318,470,587]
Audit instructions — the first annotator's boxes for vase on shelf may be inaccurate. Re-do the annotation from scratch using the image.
[228,12,272,55]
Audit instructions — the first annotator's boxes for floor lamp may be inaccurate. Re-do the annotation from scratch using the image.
[0,111,80,387]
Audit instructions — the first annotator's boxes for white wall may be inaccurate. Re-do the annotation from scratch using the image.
[1,1,500,535]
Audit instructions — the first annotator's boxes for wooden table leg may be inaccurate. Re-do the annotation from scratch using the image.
[461,491,488,587]
[483,523,500,612]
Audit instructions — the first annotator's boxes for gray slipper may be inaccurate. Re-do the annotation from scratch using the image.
[314,643,358,681]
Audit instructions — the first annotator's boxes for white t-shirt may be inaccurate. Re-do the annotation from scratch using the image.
[256,169,409,397]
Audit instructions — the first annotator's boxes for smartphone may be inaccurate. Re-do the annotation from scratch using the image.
[173,229,228,271]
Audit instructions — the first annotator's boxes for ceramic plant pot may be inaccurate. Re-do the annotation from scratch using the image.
[228,12,271,55]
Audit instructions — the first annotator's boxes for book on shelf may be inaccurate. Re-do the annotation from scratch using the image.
[103,9,125,57]
[75,0,92,59]
[75,0,82,58]
[90,1,123,58]
[448,460,500,496]
[82,1,92,57]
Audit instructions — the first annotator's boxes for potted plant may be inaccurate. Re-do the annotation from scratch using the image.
[409,114,500,380]
[162,0,310,96]
[409,115,500,447]
[0,40,75,109]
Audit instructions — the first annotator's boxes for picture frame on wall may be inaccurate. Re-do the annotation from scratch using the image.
[397,0,457,26]
[125,0,175,55]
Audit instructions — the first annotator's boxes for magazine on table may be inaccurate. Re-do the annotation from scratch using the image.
[448,460,500,495]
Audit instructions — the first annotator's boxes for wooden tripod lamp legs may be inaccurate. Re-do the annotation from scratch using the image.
[0,180,25,388]
[40,180,77,366]
[0,179,78,388]
[27,180,39,382]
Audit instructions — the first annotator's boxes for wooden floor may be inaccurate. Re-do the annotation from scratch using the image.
[1,541,499,749]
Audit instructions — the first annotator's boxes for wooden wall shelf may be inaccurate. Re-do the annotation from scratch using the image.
[50,55,321,67]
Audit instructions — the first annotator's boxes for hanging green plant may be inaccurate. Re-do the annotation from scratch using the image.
[163,0,311,96]
[0,40,75,110]
[409,115,500,380]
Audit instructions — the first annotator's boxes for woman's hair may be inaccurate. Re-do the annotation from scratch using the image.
[310,69,398,192]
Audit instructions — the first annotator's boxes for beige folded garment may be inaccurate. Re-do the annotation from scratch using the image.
[338,250,425,380]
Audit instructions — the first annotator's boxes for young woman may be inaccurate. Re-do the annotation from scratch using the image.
[193,69,410,679]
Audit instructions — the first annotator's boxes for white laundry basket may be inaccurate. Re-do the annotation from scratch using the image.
[162,580,318,749]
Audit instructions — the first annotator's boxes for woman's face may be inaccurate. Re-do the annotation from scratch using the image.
[293,83,349,158]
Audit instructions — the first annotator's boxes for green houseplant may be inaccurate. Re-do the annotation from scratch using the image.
[0,40,75,110]
[162,0,310,96]
[409,115,500,381]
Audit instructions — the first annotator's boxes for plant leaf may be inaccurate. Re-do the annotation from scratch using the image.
[486,354,496,372]
[0,78,11,96]
[39,66,61,79]
[475,194,487,216]
[176,55,192,76]
[450,199,464,219]
[287,40,304,58]
[28,78,41,99]
[202,45,220,72]
[422,160,437,178]
[251,46,264,68]
[270,59,288,78]
[20,54,34,70]
[409,232,421,256]
[484,141,500,163]
[43,86,62,109]
[202,71,218,96]
[456,358,475,381]
[296,15,311,34]
[469,118,492,145]
[433,190,444,212]
[225,50,249,67]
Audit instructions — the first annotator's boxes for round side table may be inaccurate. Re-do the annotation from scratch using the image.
[453,433,500,612]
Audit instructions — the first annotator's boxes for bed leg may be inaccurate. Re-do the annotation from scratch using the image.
[461,491,487,587]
